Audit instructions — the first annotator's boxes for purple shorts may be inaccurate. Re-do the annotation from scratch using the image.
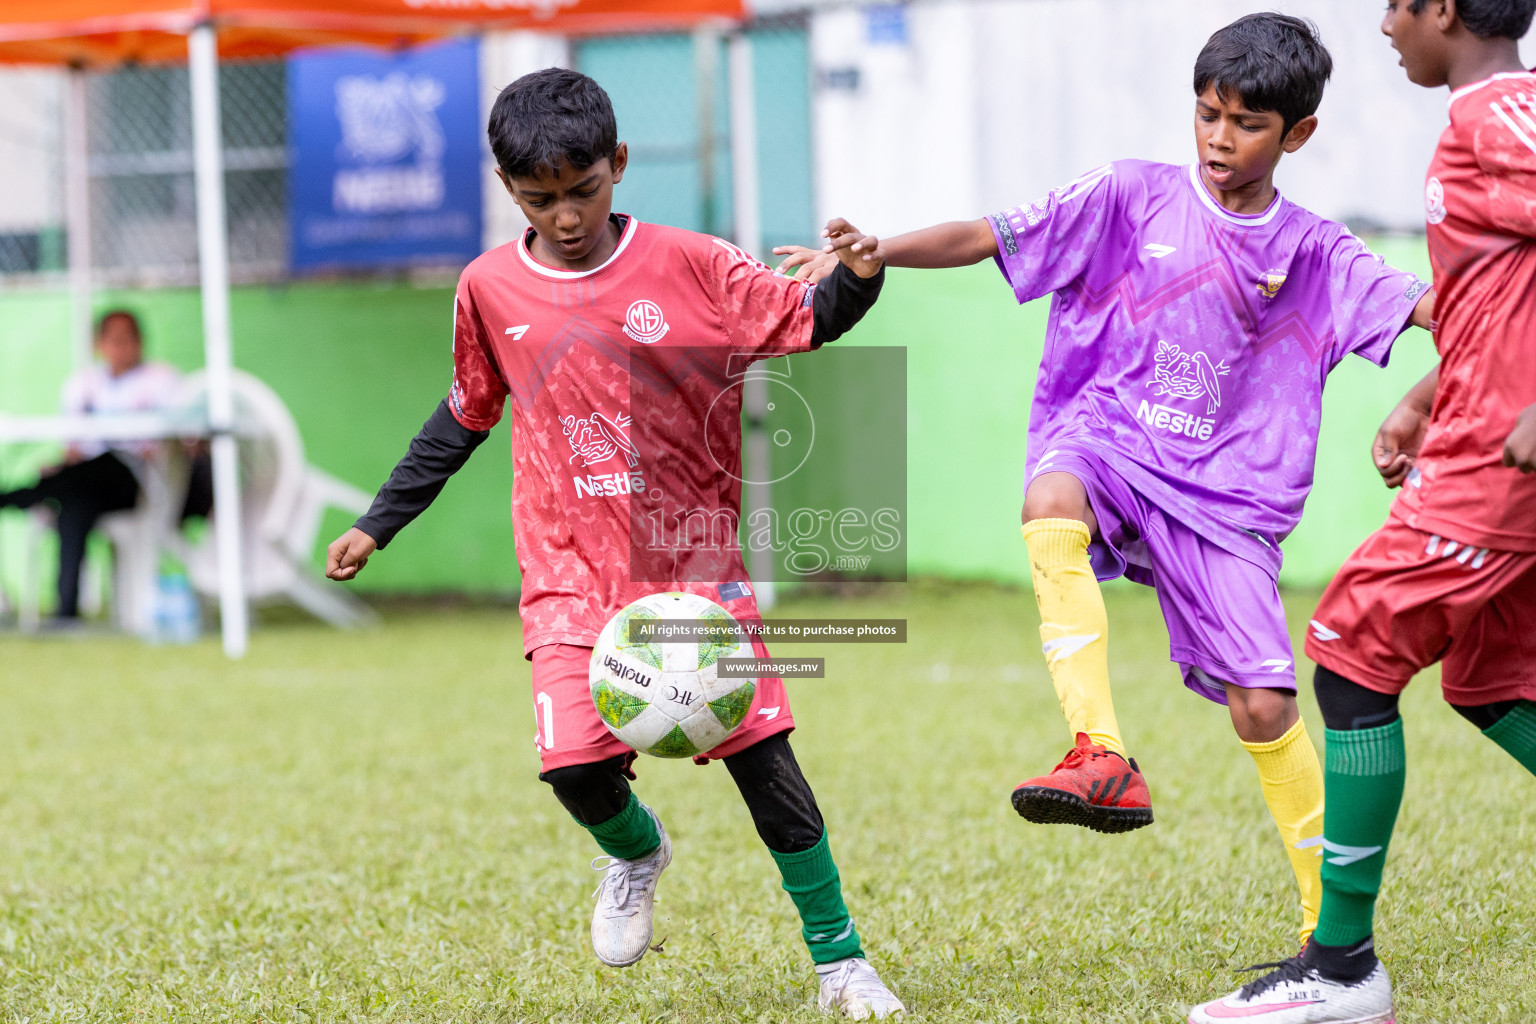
[1029,443,1297,705]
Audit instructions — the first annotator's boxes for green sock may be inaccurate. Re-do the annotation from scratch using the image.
[1484,703,1536,775]
[580,792,660,860]
[770,831,865,965]
[1313,720,1406,948]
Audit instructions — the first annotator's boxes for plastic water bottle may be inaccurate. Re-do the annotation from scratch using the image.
[153,574,201,645]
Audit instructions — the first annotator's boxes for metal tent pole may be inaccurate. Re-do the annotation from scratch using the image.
[189,23,248,658]
[694,24,721,236]
[728,32,761,260]
[727,30,776,609]
[64,67,92,369]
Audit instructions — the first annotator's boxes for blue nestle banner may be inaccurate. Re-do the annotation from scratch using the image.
[287,39,483,272]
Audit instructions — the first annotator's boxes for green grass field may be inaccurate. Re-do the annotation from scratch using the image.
[0,584,1531,1022]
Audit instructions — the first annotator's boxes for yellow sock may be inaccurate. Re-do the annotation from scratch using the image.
[1242,718,1325,945]
[1020,519,1124,757]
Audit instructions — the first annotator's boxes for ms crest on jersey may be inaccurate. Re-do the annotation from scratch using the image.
[623,299,670,344]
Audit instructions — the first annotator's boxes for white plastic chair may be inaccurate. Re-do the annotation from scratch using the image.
[171,369,379,630]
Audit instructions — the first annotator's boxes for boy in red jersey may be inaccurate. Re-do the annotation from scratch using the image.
[1192,2,1536,1022]
[325,69,904,1018]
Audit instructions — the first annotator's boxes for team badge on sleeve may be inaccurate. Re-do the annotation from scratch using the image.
[1425,177,1447,225]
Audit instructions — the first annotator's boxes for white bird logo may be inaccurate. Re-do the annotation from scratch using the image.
[1147,341,1231,415]
[561,411,639,468]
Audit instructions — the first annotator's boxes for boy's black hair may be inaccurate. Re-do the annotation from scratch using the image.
[1193,14,1333,134]
[95,309,142,341]
[1409,0,1536,40]
[487,68,619,179]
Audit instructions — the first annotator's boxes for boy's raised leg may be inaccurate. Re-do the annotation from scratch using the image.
[724,735,904,1019]
[543,756,671,968]
[1012,479,1151,833]
[1022,515,1123,755]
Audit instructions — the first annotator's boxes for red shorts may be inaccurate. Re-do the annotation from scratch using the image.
[529,636,796,772]
[1306,513,1536,705]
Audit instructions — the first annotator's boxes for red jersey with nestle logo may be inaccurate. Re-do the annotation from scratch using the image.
[449,215,816,653]
[1394,72,1536,551]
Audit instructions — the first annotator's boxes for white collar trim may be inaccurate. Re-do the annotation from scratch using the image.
[1186,164,1283,226]
[1448,71,1536,108]
[516,215,639,279]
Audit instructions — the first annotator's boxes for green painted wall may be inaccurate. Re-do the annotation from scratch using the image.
[0,236,1435,599]
[0,281,517,597]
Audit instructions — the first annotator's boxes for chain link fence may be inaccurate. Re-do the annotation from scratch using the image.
[89,60,287,286]
[0,70,64,278]
[0,20,814,290]
[573,17,814,256]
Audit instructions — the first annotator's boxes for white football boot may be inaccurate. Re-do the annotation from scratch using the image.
[589,808,671,968]
[1188,954,1394,1024]
[816,956,906,1019]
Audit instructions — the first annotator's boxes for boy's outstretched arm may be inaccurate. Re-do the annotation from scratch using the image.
[807,220,886,347]
[326,398,490,580]
[821,218,886,277]
[776,217,996,280]
[1374,365,1439,489]
[827,216,996,269]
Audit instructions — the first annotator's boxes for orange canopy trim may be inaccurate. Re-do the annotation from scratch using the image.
[0,0,745,65]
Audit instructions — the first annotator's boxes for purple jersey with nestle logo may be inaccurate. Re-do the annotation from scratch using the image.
[989,159,1427,575]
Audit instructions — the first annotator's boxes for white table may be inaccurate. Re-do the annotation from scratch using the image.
[0,412,208,445]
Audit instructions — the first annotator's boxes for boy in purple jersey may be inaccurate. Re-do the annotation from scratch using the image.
[780,13,1435,955]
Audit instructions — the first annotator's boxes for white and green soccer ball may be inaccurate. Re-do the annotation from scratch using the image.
[589,592,756,759]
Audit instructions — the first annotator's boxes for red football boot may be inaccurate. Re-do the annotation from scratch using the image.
[1011,732,1153,834]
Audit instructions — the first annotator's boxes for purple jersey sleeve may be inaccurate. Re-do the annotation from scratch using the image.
[1321,229,1428,368]
[989,164,1118,305]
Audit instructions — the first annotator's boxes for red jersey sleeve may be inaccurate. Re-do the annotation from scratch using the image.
[447,278,509,431]
[707,238,816,357]
[1474,90,1536,237]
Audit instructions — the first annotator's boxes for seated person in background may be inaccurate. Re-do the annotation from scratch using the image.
[0,310,183,621]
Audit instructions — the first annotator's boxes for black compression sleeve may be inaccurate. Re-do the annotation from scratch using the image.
[810,260,885,348]
[722,732,825,853]
[540,756,635,825]
[353,398,490,549]
[1314,665,1401,731]
[1450,699,1524,731]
